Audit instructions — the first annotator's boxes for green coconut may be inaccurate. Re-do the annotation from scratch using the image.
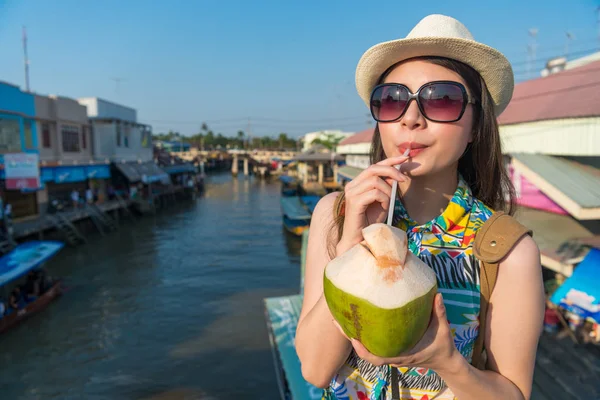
[323,223,437,357]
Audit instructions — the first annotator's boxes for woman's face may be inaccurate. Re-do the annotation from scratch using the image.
[377,60,475,177]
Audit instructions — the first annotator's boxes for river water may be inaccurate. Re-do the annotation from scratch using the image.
[0,172,304,400]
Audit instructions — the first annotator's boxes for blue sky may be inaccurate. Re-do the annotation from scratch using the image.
[1,0,598,138]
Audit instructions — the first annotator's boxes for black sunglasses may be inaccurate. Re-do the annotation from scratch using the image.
[370,81,476,123]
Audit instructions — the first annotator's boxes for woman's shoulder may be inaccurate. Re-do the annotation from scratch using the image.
[312,191,342,219]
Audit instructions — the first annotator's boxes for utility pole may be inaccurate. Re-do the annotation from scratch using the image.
[527,28,538,80]
[246,117,252,150]
[597,7,600,51]
[111,77,126,98]
[22,26,30,92]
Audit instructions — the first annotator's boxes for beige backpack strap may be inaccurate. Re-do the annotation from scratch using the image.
[471,212,532,369]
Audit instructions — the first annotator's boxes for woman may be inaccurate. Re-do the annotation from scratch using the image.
[295,14,545,400]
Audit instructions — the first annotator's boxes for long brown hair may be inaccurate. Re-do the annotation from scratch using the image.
[327,56,516,258]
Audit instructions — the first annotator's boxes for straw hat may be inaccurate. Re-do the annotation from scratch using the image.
[355,14,514,116]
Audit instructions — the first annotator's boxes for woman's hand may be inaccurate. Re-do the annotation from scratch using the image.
[336,155,409,255]
[333,293,461,374]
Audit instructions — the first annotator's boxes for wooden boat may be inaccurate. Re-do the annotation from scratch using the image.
[263,230,322,400]
[0,240,65,334]
[279,175,299,197]
[299,195,320,214]
[0,280,62,334]
[280,196,311,236]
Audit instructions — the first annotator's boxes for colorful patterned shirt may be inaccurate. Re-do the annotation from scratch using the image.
[323,176,494,400]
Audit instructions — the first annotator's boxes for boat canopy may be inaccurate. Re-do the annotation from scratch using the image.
[279,175,296,185]
[550,247,600,323]
[0,241,64,287]
[280,196,311,220]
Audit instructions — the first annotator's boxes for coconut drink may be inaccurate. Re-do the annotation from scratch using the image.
[323,223,437,357]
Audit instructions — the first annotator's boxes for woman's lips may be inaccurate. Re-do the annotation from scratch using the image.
[399,143,428,157]
[407,147,426,157]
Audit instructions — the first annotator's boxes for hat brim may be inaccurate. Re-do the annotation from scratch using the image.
[355,37,514,116]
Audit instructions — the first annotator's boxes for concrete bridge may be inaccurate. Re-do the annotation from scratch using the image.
[170,149,299,178]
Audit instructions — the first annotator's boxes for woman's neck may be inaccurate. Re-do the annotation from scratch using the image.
[398,166,459,226]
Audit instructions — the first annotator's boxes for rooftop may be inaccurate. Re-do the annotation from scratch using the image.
[499,59,600,125]
[338,128,374,146]
[511,153,600,220]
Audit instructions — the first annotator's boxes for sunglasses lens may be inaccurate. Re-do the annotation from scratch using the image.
[419,83,465,121]
[371,85,408,122]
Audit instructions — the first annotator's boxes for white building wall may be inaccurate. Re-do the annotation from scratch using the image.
[337,142,371,155]
[78,97,137,122]
[302,130,354,151]
[500,117,600,156]
[91,121,117,161]
[91,121,152,162]
[345,154,371,169]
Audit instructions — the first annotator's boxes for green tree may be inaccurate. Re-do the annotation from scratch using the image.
[310,133,343,150]
[237,130,245,149]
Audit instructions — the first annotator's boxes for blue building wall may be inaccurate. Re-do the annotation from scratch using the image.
[0,81,38,153]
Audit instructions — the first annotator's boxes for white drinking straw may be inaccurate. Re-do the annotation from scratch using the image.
[386,147,410,226]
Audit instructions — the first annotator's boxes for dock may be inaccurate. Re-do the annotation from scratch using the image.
[13,199,130,240]
[263,229,600,400]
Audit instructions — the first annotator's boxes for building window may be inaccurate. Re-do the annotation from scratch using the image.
[24,119,34,149]
[42,123,51,148]
[141,129,150,148]
[116,122,122,147]
[82,126,87,149]
[0,118,21,153]
[124,125,130,148]
[62,125,80,152]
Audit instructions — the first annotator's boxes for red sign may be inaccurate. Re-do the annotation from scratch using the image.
[4,153,40,190]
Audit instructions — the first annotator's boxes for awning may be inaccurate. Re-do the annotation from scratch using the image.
[338,165,363,180]
[0,241,64,287]
[511,154,600,220]
[41,164,111,184]
[550,248,600,323]
[114,161,170,184]
[162,163,196,175]
[514,206,593,276]
[292,153,344,162]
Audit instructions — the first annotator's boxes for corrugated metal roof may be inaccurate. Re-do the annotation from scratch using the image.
[499,59,600,125]
[512,153,600,209]
[339,128,374,145]
[338,165,363,180]
[114,161,169,183]
[292,153,344,162]
[515,206,592,252]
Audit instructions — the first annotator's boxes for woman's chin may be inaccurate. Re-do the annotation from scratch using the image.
[400,161,424,176]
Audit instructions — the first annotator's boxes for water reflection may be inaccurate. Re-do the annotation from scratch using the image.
[0,172,300,399]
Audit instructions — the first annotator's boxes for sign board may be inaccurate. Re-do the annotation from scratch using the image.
[4,153,40,190]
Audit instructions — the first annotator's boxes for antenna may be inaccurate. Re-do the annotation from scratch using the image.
[22,26,30,92]
[565,31,575,59]
[527,28,538,79]
[110,77,126,97]
[597,7,600,52]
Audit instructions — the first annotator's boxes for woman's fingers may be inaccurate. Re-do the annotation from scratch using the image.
[359,188,390,211]
[345,175,392,200]
[347,165,406,190]
[375,155,410,167]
